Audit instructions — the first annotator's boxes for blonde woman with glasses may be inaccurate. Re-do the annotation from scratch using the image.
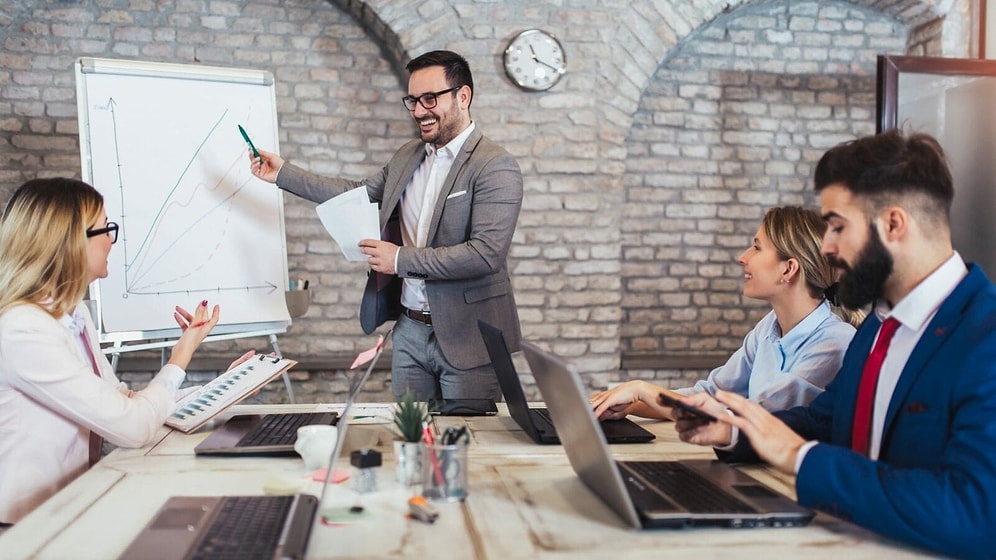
[592,206,863,420]
[0,178,221,525]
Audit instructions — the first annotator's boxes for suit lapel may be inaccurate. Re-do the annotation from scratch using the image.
[880,266,983,448]
[380,143,426,227]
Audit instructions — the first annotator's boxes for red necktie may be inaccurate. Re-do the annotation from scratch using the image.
[79,326,105,466]
[851,317,901,455]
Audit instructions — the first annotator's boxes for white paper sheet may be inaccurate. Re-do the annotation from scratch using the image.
[315,188,380,261]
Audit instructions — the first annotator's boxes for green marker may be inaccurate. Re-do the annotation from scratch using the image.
[238,124,260,159]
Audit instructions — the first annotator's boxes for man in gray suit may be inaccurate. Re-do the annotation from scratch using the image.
[250,50,522,401]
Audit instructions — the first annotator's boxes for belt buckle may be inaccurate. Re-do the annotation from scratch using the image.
[407,308,431,324]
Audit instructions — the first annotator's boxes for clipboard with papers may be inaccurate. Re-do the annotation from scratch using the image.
[165,354,298,433]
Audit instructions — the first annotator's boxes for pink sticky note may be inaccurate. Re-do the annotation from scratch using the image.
[349,335,384,370]
[310,467,351,483]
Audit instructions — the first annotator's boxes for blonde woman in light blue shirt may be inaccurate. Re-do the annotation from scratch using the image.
[592,206,862,420]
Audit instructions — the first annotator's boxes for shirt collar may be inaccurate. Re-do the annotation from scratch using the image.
[424,121,475,160]
[58,304,87,336]
[873,252,967,330]
[762,299,834,348]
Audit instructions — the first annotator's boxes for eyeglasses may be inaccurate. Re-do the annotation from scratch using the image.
[86,221,119,244]
[401,86,461,111]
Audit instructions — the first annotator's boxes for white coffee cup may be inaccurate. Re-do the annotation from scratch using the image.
[294,425,339,471]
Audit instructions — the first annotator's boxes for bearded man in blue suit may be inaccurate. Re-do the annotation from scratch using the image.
[674,130,996,558]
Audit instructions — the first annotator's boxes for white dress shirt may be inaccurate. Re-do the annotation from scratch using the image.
[0,302,185,523]
[398,122,476,312]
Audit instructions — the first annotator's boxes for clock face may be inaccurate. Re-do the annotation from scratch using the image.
[503,29,566,91]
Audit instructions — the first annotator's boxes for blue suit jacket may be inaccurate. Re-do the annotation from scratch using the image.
[721,264,996,558]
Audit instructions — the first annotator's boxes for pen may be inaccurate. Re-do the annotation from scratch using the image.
[237,124,260,159]
[422,422,445,486]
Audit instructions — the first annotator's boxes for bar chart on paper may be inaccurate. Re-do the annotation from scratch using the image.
[76,58,290,340]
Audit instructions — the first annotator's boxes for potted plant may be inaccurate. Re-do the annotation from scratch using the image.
[392,389,429,486]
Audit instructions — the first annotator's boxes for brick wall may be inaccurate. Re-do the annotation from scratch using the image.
[0,0,967,403]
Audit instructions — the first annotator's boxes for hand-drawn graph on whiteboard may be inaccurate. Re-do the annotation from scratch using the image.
[76,58,290,341]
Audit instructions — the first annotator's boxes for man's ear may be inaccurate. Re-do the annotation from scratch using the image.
[880,206,908,242]
[458,85,472,109]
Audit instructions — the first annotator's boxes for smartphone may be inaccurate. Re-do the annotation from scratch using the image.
[657,392,717,422]
[429,398,499,416]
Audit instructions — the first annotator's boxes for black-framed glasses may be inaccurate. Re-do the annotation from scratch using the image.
[401,86,461,111]
[86,221,119,244]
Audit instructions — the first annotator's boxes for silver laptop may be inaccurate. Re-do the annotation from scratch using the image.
[121,330,393,559]
[194,340,390,456]
[521,340,814,529]
[479,320,654,444]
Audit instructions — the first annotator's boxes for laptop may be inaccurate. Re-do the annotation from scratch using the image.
[479,321,654,444]
[120,331,394,560]
[193,410,339,455]
[521,340,815,529]
[194,339,389,456]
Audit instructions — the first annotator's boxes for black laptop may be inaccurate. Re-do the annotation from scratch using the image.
[522,339,814,529]
[479,321,654,444]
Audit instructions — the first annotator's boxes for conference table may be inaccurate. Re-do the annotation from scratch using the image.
[0,403,935,559]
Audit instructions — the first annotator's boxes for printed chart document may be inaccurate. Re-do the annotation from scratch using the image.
[316,188,380,261]
[165,355,298,433]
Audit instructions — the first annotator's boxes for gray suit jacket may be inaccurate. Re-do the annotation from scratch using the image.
[276,126,523,369]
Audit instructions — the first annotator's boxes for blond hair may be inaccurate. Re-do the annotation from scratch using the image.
[762,206,864,328]
[0,178,104,318]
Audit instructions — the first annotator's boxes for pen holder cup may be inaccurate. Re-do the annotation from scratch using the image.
[422,443,468,502]
[285,290,311,318]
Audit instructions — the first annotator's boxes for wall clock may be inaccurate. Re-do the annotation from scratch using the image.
[503,29,567,91]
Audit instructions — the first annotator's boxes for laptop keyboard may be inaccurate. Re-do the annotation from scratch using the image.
[623,461,756,513]
[191,495,293,560]
[236,412,331,447]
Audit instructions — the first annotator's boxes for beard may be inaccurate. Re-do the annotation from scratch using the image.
[827,224,893,309]
[418,103,462,147]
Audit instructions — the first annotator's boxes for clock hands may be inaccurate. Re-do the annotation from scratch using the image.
[528,44,564,74]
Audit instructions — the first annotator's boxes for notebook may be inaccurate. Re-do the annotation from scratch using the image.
[121,330,394,560]
[479,321,655,444]
[521,340,815,529]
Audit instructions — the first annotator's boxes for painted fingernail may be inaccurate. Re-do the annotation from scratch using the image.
[201,300,208,306]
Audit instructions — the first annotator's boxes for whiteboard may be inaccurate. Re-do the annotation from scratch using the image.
[75,57,290,343]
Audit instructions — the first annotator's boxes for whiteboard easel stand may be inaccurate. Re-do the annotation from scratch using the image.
[102,328,296,404]
[74,58,295,403]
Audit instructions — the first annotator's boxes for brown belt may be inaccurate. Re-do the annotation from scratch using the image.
[403,307,432,325]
